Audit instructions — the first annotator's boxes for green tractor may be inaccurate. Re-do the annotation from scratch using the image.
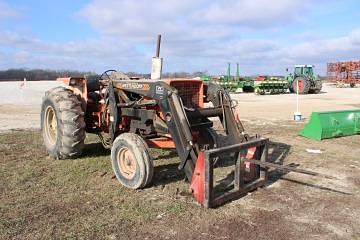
[286,65,322,94]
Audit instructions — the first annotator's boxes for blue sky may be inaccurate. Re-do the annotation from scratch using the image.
[0,0,359,75]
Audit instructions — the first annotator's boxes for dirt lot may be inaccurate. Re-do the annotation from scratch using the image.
[0,82,360,239]
[0,81,64,132]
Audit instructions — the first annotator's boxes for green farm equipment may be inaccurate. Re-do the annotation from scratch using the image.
[218,63,237,91]
[254,76,289,95]
[218,63,254,92]
[201,74,212,102]
[200,74,211,81]
[286,65,322,94]
[300,109,360,140]
[234,63,254,92]
[237,77,255,92]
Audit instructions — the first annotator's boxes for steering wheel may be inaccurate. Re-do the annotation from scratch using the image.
[99,69,130,82]
[99,70,117,81]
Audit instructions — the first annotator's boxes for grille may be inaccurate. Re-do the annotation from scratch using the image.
[171,81,202,108]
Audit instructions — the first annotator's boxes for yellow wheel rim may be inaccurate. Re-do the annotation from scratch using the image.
[117,147,137,179]
[44,106,58,146]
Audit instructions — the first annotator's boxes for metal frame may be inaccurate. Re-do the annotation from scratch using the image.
[203,137,269,208]
[327,61,360,86]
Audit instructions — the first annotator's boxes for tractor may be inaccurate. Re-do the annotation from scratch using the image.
[286,65,322,94]
[41,74,273,207]
[40,36,329,207]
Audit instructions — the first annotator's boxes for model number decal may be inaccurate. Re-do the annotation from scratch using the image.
[118,83,150,91]
[156,85,164,95]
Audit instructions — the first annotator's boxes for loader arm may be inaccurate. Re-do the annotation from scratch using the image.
[110,80,249,177]
[111,80,199,176]
[109,79,273,207]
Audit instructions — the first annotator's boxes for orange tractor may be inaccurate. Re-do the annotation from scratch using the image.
[41,36,325,207]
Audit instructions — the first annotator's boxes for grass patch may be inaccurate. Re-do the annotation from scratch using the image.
[1,128,359,239]
[0,130,199,239]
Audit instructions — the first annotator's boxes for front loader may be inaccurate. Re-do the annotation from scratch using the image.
[41,36,331,207]
[41,70,271,206]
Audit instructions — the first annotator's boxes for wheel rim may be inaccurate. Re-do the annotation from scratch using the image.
[117,147,137,179]
[44,106,57,146]
[298,80,304,92]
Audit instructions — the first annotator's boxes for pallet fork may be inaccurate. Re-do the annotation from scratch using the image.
[191,137,269,208]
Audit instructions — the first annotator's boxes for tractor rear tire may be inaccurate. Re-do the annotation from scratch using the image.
[111,133,154,189]
[309,89,321,94]
[183,128,218,182]
[289,86,295,93]
[292,77,310,94]
[41,87,86,159]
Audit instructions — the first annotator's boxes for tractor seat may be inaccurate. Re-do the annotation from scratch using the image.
[87,92,101,103]
[85,75,100,92]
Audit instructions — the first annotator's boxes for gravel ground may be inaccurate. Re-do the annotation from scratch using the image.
[1,81,359,132]
[0,81,64,132]
[231,83,360,121]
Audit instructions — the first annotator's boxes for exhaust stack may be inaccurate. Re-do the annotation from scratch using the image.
[151,34,163,80]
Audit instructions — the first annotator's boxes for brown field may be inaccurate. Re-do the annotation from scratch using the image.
[0,82,360,239]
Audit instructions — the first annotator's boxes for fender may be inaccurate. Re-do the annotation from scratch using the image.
[57,77,88,111]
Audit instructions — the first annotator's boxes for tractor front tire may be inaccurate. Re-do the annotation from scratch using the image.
[111,133,154,189]
[292,77,310,94]
[41,87,86,159]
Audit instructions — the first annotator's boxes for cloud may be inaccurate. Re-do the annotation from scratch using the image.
[162,29,360,74]
[74,0,315,73]
[0,30,147,71]
[78,0,309,42]
[286,29,360,62]
[198,0,309,26]
[0,0,358,75]
[1,28,359,74]
[0,1,20,20]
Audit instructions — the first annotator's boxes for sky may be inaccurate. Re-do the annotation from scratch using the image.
[0,0,359,75]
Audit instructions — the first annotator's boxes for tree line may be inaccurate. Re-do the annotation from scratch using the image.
[0,69,94,81]
[0,69,208,81]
